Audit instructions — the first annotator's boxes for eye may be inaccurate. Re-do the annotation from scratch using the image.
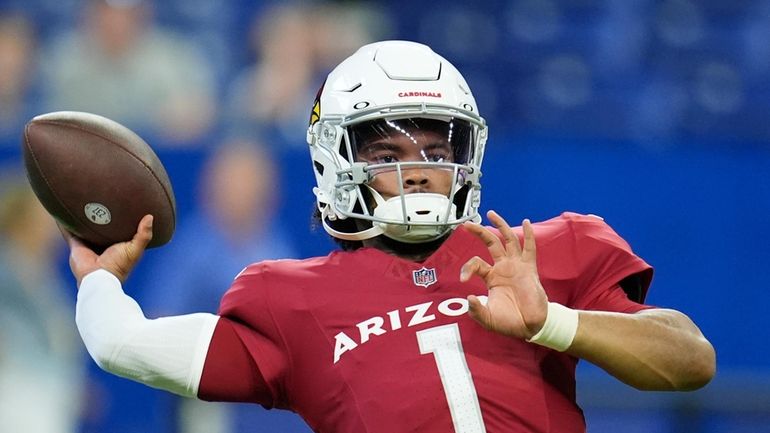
[370,153,398,164]
[423,149,452,163]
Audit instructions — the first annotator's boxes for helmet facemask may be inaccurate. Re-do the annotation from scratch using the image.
[311,108,486,243]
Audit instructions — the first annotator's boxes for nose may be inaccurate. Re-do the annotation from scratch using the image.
[402,168,430,192]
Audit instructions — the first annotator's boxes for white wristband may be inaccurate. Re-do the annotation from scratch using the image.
[526,302,579,352]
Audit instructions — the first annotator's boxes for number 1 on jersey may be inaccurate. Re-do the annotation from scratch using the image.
[417,323,487,433]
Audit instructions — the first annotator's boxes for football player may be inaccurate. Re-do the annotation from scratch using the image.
[64,41,715,433]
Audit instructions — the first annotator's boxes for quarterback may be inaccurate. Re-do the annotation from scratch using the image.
[64,41,715,432]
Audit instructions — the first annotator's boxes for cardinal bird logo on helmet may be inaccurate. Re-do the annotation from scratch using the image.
[309,81,325,126]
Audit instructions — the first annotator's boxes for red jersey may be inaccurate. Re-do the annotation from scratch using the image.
[198,212,653,433]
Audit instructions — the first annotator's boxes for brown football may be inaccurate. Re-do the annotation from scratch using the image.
[21,111,176,249]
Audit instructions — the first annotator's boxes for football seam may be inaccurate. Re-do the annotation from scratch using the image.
[34,119,177,239]
[23,123,112,243]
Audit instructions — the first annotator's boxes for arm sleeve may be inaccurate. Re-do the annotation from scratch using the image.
[76,269,219,398]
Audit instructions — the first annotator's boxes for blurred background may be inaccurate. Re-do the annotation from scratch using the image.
[0,0,768,432]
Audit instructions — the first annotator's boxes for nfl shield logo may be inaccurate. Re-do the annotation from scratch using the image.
[412,267,437,288]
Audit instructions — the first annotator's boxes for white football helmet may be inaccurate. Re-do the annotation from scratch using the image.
[307,40,488,244]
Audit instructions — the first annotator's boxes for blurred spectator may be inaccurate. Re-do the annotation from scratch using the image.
[144,139,297,314]
[0,13,40,146]
[0,172,84,433]
[140,138,307,433]
[312,3,389,73]
[39,0,217,145]
[224,3,384,150]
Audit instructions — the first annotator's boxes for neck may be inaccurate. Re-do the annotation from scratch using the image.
[362,233,450,262]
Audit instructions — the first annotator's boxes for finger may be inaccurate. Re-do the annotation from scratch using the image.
[521,219,537,262]
[60,228,97,283]
[487,210,520,256]
[57,222,78,247]
[57,222,72,241]
[467,295,493,330]
[460,256,492,282]
[462,221,507,261]
[56,222,91,255]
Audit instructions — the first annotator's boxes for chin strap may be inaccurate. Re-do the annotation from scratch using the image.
[321,215,384,241]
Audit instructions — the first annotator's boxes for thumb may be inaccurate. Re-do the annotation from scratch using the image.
[100,215,154,283]
[126,214,154,258]
[135,214,154,249]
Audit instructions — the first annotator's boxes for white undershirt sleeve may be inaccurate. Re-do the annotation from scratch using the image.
[76,269,220,398]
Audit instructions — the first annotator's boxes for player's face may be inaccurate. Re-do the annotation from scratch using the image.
[355,130,454,200]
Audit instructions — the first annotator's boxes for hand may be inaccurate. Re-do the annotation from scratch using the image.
[460,211,549,340]
[60,214,154,285]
